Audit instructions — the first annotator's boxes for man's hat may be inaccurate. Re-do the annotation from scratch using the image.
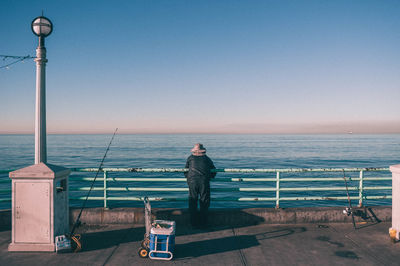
[191,143,206,155]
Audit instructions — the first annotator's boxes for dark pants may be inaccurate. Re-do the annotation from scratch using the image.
[187,178,210,227]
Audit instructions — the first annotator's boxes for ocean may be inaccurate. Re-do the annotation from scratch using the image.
[0,134,399,209]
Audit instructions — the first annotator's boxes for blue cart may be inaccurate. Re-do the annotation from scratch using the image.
[149,220,176,260]
[138,198,176,260]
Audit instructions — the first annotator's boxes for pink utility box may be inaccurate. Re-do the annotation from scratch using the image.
[8,163,70,252]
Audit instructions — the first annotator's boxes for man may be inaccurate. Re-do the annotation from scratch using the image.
[185,143,216,228]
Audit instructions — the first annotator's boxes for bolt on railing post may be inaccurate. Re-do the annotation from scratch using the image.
[358,170,364,207]
[276,171,280,209]
[104,171,108,209]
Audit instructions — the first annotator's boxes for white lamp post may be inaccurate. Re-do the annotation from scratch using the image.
[31,16,53,164]
[8,16,70,252]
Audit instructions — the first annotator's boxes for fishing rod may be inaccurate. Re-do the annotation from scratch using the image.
[69,128,118,251]
[342,169,356,229]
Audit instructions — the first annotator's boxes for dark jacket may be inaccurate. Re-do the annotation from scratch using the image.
[185,155,216,181]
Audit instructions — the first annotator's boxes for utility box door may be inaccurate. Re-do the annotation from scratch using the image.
[14,182,51,243]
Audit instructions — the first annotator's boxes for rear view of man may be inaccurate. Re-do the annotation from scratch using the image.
[185,143,216,228]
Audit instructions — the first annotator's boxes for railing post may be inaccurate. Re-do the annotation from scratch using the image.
[276,171,280,209]
[358,170,363,207]
[104,171,108,209]
[390,164,400,241]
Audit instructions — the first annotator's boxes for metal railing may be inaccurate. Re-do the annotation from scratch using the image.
[69,167,391,208]
[0,167,392,209]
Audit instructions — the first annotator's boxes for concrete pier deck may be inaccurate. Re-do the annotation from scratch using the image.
[1,221,399,265]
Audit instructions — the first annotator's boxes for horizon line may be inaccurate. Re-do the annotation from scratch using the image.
[1,132,400,135]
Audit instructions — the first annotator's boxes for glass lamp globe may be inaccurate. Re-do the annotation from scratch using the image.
[31,16,53,37]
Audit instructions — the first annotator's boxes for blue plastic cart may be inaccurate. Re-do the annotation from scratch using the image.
[138,198,176,260]
[149,220,176,260]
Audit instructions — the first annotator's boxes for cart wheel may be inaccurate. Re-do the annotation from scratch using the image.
[138,248,149,258]
[141,239,150,249]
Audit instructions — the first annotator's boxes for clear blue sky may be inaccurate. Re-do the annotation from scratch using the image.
[1,0,399,134]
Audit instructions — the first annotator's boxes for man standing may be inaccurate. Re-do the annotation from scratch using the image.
[185,143,216,228]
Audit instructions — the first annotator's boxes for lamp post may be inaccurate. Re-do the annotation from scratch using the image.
[31,16,53,164]
[8,16,70,252]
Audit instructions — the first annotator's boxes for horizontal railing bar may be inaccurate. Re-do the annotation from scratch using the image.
[70,177,277,182]
[362,177,392,181]
[281,178,353,182]
[70,177,278,182]
[67,167,390,173]
[237,197,277,201]
[363,195,392,199]
[281,187,358,191]
[67,194,392,202]
[236,197,357,201]
[228,178,276,182]
[236,188,275,192]
[68,196,272,201]
[280,177,391,182]
[1,167,391,173]
[69,177,105,181]
[107,187,188,192]
[69,185,394,193]
[107,197,187,201]
[0,199,11,202]
[68,176,392,183]
[106,187,279,192]
[71,168,187,173]
[279,196,357,201]
[364,186,392,190]
[108,178,187,182]
[279,196,391,201]
[102,177,278,182]
[219,168,390,173]
[69,177,186,182]
[70,197,104,200]
[226,178,276,182]
[72,187,104,191]
[71,187,277,192]
[71,197,188,201]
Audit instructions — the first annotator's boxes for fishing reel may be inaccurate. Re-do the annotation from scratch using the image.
[343,207,353,216]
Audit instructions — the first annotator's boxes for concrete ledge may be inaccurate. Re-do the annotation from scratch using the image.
[69,206,392,227]
[0,206,392,229]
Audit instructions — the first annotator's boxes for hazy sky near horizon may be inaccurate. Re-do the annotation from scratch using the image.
[1,0,400,134]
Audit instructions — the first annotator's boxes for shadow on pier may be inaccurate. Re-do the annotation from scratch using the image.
[174,227,306,259]
[75,224,307,258]
[74,208,307,257]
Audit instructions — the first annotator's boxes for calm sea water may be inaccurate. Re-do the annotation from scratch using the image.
[0,134,399,209]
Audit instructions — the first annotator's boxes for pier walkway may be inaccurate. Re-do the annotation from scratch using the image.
[0,221,399,266]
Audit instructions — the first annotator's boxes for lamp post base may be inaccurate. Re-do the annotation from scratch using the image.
[8,243,55,252]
